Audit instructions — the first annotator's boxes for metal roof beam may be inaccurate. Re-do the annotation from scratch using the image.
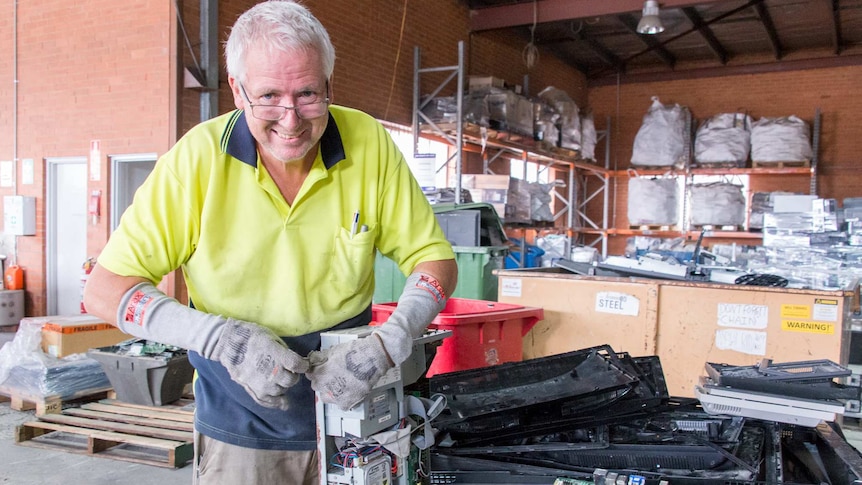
[831,0,843,55]
[682,7,728,64]
[469,0,727,32]
[753,2,783,60]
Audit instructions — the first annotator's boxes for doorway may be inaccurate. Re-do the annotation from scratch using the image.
[110,154,156,231]
[46,157,87,315]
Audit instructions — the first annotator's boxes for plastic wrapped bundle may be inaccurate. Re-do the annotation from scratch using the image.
[689,183,746,227]
[694,113,752,166]
[631,97,690,169]
[537,86,581,151]
[750,115,813,163]
[580,110,597,161]
[627,177,679,226]
[0,319,110,399]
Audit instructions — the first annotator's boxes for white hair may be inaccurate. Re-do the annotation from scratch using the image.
[225,1,336,82]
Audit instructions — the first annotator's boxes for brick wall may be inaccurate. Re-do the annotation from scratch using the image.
[0,0,175,314]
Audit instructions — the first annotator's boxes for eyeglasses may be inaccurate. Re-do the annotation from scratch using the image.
[239,82,330,121]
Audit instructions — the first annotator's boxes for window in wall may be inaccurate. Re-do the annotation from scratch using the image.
[110,154,157,231]
[385,123,450,190]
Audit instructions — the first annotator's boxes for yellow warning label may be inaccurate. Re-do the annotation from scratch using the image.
[780,304,810,319]
[782,320,834,334]
[815,298,838,306]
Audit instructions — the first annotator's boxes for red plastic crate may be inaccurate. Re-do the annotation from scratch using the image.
[372,298,543,376]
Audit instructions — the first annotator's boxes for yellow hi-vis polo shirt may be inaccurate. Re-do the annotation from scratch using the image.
[98,106,454,336]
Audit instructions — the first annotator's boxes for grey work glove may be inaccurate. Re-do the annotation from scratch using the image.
[118,282,309,410]
[307,271,448,410]
[307,334,392,411]
[374,272,448,365]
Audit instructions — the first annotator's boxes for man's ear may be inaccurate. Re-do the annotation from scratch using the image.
[228,77,245,111]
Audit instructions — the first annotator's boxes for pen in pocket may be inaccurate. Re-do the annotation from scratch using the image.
[350,210,360,237]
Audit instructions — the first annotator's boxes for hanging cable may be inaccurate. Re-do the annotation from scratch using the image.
[384,0,409,120]
[522,0,539,69]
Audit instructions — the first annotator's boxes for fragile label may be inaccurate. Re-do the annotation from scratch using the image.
[780,304,810,319]
[716,303,768,329]
[715,329,767,355]
[782,320,834,334]
[500,278,522,298]
[813,299,839,322]
[595,291,639,316]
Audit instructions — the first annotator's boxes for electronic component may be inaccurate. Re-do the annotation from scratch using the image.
[316,326,451,485]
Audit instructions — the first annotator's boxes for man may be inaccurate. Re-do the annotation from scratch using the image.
[82,1,457,483]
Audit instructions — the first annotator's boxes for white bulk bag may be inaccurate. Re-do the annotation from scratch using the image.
[689,183,746,227]
[631,97,690,168]
[694,113,752,165]
[627,177,679,226]
[580,110,597,161]
[750,115,813,163]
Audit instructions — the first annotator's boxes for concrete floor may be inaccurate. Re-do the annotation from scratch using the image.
[0,402,193,484]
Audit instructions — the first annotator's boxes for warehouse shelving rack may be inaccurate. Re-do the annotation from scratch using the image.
[412,42,613,258]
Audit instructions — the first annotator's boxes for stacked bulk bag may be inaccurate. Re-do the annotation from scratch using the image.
[693,113,752,167]
[689,183,746,227]
[750,115,813,163]
[627,176,679,226]
[631,97,691,169]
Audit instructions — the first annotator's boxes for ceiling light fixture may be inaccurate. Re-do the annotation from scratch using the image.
[637,0,665,35]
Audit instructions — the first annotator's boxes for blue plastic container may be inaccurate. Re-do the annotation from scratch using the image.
[505,238,545,269]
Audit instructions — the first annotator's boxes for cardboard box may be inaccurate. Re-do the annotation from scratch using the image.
[468,75,506,91]
[461,174,511,190]
[40,315,129,358]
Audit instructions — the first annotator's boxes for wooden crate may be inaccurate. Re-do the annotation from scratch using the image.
[496,268,856,398]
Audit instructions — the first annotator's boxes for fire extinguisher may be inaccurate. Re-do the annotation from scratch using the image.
[81,257,97,313]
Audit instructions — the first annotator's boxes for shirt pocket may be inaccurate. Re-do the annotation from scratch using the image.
[330,224,377,295]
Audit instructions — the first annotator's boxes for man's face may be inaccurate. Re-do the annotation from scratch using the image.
[230,44,330,166]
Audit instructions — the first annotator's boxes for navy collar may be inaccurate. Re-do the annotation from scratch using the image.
[222,110,345,169]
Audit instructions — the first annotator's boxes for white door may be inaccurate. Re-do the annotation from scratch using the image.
[46,157,88,315]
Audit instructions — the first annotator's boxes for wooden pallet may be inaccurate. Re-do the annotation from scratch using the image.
[691,161,746,169]
[429,122,536,147]
[630,224,679,232]
[15,399,194,468]
[0,384,113,415]
[550,146,580,159]
[751,160,810,168]
[691,224,743,232]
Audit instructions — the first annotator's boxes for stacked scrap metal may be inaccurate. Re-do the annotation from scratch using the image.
[696,359,857,427]
[428,347,862,484]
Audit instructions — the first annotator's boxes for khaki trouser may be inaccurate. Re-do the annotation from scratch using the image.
[193,430,320,485]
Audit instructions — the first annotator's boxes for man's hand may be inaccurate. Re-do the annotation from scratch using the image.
[306,334,392,411]
[211,320,310,410]
[116,282,308,410]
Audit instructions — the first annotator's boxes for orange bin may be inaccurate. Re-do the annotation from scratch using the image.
[372,298,543,377]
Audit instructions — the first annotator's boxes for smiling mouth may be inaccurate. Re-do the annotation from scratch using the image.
[274,130,303,141]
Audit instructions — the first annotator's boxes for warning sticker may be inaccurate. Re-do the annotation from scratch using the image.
[813,299,839,322]
[782,320,834,334]
[780,304,810,319]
